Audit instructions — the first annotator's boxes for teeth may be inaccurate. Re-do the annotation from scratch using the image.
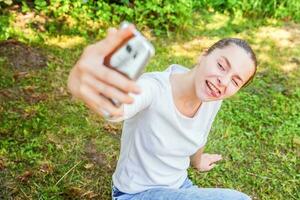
[207,81,220,95]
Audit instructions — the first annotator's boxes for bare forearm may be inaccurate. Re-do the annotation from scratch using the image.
[190,146,204,169]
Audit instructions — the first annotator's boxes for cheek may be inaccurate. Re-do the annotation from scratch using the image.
[225,86,240,97]
[194,78,206,99]
[194,78,202,93]
[197,57,219,77]
[203,62,214,75]
[194,67,206,88]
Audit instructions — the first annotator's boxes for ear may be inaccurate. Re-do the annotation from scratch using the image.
[203,48,209,55]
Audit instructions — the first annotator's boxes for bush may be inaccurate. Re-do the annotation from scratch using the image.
[1,0,299,38]
[0,11,12,40]
[193,0,300,21]
[22,0,193,35]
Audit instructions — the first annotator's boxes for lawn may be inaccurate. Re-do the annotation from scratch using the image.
[0,9,299,200]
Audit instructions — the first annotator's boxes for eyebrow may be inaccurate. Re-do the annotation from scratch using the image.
[221,56,244,83]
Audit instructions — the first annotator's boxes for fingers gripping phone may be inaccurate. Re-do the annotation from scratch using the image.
[103,22,155,107]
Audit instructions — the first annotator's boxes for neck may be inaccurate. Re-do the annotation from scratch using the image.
[170,68,202,117]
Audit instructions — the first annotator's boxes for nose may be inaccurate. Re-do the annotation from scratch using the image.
[217,76,230,93]
[218,75,231,86]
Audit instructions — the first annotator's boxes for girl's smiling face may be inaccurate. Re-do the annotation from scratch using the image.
[195,44,256,101]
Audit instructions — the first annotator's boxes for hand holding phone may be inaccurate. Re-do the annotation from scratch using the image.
[103,22,155,108]
[67,24,151,119]
[104,22,154,80]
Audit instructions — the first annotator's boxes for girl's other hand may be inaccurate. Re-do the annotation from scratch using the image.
[197,153,222,172]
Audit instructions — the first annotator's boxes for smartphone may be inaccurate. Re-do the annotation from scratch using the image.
[103,22,155,107]
[103,22,155,80]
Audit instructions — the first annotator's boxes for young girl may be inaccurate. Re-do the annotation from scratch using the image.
[68,26,257,200]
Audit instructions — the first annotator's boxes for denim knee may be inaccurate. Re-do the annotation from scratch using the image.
[224,189,252,200]
[191,188,252,200]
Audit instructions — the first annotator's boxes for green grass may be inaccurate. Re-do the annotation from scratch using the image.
[1,10,300,200]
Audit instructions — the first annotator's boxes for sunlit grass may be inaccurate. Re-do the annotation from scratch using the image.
[1,11,299,200]
[45,35,86,49]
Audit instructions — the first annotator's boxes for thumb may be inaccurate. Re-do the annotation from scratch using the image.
[207,163,216,171]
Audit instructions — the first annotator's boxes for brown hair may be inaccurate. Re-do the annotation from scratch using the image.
[206,38,257,87]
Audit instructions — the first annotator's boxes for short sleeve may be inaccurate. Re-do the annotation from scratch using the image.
[107,75,159,122]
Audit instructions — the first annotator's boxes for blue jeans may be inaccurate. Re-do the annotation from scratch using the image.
[112,178,251,200]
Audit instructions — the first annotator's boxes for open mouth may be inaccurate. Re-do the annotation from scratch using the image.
[205,80,221,97]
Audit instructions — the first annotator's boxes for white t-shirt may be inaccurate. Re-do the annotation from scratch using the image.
[112,64,222,194]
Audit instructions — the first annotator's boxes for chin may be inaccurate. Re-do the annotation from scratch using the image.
[202,96,220,102]
[196,90,213,102]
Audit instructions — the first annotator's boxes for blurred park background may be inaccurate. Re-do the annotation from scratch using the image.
[0,0,299,199]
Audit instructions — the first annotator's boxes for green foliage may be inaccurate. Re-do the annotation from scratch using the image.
[112,0,193,35]
[0,0,13,8]
[0,12,12,40]
[24,0,193,35]
[193,0,300,21]
[1,0,299,38]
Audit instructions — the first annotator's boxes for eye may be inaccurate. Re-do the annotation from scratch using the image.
[232,79,239,87]
[218,63,225,71]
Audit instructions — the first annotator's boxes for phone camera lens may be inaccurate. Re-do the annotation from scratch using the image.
[126,45,132,53]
